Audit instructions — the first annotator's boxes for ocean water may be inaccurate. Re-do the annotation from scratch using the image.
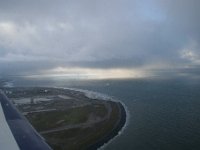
[11,77,200,150]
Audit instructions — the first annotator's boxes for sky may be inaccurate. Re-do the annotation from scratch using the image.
[0,0,200,79]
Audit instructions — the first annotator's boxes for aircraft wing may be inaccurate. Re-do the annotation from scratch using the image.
[0,90,52,150]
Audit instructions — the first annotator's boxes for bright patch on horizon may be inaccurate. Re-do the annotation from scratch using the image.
[27,67,150,79]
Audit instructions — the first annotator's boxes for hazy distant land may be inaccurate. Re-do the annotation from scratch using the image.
[2,87,126,150]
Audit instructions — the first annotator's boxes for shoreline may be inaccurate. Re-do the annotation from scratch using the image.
[62,87,128,150]
[87,101,127,150]
[54,87,128,150]
[3,86,128,149]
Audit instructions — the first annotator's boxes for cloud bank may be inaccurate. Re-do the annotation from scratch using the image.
[0,0,200,78]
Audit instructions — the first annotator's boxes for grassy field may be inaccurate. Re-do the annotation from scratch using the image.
[26,103,107,131]
[40,102,120,150]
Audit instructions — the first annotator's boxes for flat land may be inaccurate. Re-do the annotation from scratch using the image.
[3,87,125,150]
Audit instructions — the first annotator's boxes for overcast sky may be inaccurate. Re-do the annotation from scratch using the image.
[0,0,200,79]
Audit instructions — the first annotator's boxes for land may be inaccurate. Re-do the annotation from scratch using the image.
[2,87,126,150]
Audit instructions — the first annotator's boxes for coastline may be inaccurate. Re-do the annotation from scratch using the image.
[87,101,127,150]
[58,87,128,150]
[4,86,128,149]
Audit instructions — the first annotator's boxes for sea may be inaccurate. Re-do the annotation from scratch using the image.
[5,76,200,150]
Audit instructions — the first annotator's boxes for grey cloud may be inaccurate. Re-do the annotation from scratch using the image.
[0,0,200,76]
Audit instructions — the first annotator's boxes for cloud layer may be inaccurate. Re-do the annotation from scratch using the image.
[0,0,200,78]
